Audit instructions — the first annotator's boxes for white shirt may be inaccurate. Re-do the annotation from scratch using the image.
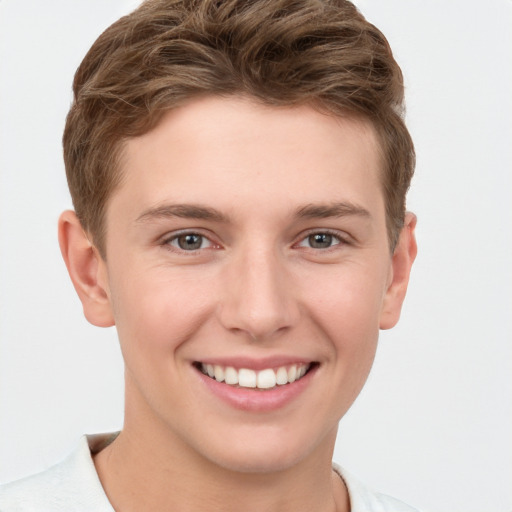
[0,434,419,512]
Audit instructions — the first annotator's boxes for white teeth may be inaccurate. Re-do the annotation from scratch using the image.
[276,366,288,385]
[257,369,276,389]
[238,369,257,388]
[287,365,297,383]
[214,365,225,382]
[224,366,238,385]
[200,363,311,389]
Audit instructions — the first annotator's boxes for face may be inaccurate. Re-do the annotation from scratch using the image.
[95,96,404,473]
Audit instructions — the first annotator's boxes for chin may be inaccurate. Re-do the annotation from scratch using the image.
[210,448,303,474]
[195,424,333,475]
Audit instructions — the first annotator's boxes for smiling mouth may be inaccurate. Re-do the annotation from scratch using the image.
[195,362,316,390]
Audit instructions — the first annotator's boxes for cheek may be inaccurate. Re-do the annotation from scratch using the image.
[302,263,387,399]
[303,264,387,343]
[296,282,380,429]
[110,265,215,358]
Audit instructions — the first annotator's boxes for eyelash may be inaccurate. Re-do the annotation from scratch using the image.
[161,229,349,254]
[294,229,348,251]
[161,231,218,253]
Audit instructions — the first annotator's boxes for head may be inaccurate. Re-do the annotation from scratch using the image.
[59,0,417,474]
[63,0,414,258]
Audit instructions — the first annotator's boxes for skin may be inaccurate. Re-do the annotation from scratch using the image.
[59,96,417,512]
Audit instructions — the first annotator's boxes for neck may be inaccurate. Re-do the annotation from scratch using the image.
[94,423,348,512]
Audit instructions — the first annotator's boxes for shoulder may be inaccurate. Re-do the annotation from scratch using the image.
[334,464,421,512]
[0,435,115,512]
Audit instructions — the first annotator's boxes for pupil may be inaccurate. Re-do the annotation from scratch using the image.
[309,233,332,248]
[178,234,202,250]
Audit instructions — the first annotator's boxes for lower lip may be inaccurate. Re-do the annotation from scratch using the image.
[195,365,317,412]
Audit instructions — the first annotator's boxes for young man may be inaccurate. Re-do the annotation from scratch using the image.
[0,0,418,510]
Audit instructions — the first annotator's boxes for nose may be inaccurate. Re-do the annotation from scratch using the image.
[218,246,300,341]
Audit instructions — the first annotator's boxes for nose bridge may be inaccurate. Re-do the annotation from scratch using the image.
[219,241,298,340]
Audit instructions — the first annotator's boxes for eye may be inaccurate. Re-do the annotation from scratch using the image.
[166,232,214,251]
[297,232,343,250]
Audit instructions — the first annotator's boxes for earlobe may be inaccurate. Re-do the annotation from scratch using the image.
[58,210,115,327]
[379,212,418,330]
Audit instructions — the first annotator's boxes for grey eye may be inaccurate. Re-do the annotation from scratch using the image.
[307,233,335,249]
[174,234,205,250]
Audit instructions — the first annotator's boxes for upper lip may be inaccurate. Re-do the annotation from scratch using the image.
[194,356,316,371]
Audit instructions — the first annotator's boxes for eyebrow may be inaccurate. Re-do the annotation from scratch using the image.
[136,204,228,223]
[135,201,371,224]
[295,202,371,220]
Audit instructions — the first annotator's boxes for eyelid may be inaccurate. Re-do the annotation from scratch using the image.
[160,229,222,252]
[158,228,351,253]
[293,228,351,249]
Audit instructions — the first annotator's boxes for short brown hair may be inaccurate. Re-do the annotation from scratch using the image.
[63,0,414,256]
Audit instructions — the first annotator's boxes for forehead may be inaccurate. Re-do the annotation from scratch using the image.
[111,96,384,225]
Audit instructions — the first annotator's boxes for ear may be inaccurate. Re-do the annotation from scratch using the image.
[379,212,417,330]
[58,210,115,327]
